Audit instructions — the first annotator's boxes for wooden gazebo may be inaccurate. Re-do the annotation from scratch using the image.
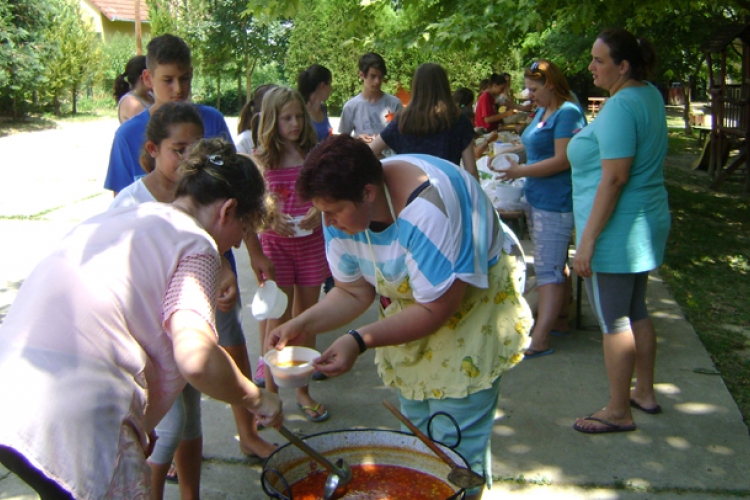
[702,24,750,194]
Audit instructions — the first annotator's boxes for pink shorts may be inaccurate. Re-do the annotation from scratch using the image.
[260,230,330,288]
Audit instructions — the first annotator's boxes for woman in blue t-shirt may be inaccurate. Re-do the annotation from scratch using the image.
[500,59,586,359]
[567,29,669,434]
[298,64,333,143]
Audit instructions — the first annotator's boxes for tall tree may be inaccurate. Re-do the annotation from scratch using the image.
[42,0,101,115]
[189,0,290,104]
[0,0,53,118]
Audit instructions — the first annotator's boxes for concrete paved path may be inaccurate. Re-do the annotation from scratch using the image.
[1,118,748,499]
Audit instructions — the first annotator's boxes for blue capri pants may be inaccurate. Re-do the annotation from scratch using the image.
[398,377,502,494]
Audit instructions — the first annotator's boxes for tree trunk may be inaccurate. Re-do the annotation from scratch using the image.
[216,74,221,111]
[245,56,257,102]
[54,93,61,116]
[72,84,78,114]
[683,77,692,136]
[238,71,243,109]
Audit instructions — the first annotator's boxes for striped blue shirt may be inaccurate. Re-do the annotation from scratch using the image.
[324,154,508,303]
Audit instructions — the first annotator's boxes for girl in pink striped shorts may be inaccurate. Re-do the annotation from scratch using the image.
[253,86,331,422]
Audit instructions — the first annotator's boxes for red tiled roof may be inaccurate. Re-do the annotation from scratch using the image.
[88,0,149,23]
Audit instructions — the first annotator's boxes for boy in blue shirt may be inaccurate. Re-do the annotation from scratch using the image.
[104,35,231,193]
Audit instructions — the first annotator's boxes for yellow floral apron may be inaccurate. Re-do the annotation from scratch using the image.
[367,186,533,401]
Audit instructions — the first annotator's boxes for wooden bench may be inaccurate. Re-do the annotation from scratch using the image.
[692,125,712,144]
[588,97,607,117]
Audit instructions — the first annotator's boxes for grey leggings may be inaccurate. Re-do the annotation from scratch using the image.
[150,296,247,464]
[150,383,203,464]
[584,271,650,334]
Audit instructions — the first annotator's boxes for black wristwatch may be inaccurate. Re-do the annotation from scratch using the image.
[347,329,367,354]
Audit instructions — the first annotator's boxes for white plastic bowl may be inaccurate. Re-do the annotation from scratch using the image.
[264,346,320,388]
[496,182,524,203]
[289,215,312,237]
[250,280,288,320]
[491,153,520,172]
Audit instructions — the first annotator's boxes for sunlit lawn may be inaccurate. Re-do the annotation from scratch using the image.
[660,123,750,428]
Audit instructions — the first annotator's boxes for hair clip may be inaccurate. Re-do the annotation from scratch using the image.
[207,154,224,166]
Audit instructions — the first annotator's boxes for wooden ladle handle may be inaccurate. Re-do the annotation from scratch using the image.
[382,400,459,468]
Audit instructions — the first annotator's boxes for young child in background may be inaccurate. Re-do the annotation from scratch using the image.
[113,55,153,124]
[237,84,278,156]
[110,102,206,499]
[254,87,331,422]
[237,83,279,388]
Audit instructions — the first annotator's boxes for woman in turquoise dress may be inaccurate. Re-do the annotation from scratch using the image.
[567,28,670,433]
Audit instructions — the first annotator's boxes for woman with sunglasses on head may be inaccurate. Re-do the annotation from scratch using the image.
[0,139,282,499]
[567,29,669,433]
[500,59,586,359]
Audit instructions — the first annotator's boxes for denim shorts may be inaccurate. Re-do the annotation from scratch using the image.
[397,376,502,494]
[526,205,573,286]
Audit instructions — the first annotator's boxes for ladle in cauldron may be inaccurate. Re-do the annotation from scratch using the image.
[383,400,485,490]
[277,425,352,499]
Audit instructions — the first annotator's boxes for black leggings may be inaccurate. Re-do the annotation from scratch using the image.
[0,446,75,500]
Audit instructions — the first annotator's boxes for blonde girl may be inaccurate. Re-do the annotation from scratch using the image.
[255,86,331,422]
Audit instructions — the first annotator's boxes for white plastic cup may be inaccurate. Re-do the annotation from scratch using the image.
[250,280,288,320]
[264,346,319,388]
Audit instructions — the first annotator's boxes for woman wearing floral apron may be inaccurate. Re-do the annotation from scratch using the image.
[269,134,532,500]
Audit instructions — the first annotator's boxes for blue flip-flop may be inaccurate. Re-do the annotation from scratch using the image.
[524,348,554,359]
[297,403,330,422]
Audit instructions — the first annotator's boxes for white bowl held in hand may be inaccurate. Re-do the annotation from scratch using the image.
[251,280,288,320]
[264,346,320,388]
[491,153,520,172]
[289,215,313,237]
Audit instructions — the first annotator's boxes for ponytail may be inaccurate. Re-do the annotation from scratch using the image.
[297,64,332,103]
[113,73,131,104]
[597,28,657,81]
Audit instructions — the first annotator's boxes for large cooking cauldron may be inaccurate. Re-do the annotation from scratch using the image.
[262,428,470,499]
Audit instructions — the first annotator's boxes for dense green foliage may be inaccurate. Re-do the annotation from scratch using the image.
[0,0,53,118]
[43,0,101,115]
[2,0,748,120]
[0,0,100,117]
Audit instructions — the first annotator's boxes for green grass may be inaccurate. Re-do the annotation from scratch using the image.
[659,148,750,428]
[0,96,117,138]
